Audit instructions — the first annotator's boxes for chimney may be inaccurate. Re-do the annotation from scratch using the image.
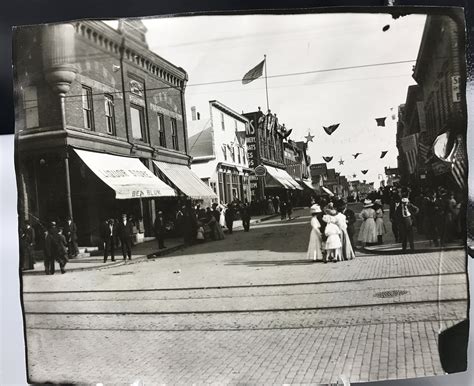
[191,106,197,121]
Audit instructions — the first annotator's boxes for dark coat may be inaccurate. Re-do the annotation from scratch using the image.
[64,221,78,242]
[20,226,35,248]
[394,202,419,226]
[154,216,166,236]
[101,221,118,240]
[117,219,134,240]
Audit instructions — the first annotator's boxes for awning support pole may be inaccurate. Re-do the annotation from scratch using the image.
[64,152,73,221]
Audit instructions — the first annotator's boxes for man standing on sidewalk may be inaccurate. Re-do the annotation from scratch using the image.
[101,218,117,263]
[64,217,79,258]
[395,197,419,252]
[154,211,166,249]
[225,203,236,234]
[240,202,251,232]
[118,214,133,260]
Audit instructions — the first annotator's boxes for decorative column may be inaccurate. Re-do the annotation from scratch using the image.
[42,23,77,220]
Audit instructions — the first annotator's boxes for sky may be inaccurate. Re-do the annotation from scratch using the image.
[109,13,426,186]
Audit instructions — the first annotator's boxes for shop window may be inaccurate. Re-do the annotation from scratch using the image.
[158,113,166,147]
[82,86,94,130]
[130,104,146,141]
[104,94,115,135]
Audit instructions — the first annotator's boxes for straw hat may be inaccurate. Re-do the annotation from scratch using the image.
[363,199,373,207]
[401,197,409,203]
[310,204,322,214]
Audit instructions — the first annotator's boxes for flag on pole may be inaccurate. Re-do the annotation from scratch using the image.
[451,135,467,189]
[242,59,265,84]
[400,134,419,174]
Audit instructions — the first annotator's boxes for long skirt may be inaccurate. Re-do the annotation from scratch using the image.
[358,218,378,243]
[375,218,386,236]
[339,229,355,260]
[214,223,225,240]
[307,229,323,261]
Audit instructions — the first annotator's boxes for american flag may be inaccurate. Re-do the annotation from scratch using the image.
[418,142,430,163]
[451,135,467,189]
[401,134,418,174]
[242,59,265,85]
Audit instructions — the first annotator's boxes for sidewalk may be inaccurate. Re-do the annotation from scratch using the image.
[22,212,281,275]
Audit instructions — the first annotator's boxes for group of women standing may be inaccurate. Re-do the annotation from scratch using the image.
[358,199,386,246]
[307,202,356,263]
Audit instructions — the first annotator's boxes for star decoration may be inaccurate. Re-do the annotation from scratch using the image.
[338,158,344,165]
[353,174,357,178]
[305,132,314,142]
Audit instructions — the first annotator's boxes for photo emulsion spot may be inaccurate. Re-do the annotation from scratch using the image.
[14,8,470,384]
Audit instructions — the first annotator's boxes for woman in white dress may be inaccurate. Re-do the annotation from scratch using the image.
[374,199,386,244]
[358,199,378,246]
[306,204,323,262]
[323,214,342,262]
[333,205,356,260]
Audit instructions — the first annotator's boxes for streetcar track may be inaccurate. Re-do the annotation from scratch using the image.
[22,271,465,295]
[22,281,466,302]
[23,297,467,315]
[25,317,465,333]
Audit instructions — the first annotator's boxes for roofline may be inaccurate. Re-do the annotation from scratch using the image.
[209,100,249,123]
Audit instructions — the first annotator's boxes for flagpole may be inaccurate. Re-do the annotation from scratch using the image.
[264,54,269,112]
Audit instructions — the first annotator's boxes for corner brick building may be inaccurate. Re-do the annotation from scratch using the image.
[14,19,216,246]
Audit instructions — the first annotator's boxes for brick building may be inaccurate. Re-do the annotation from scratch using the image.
[14,20,216,246]
[397,12,467,190]
[242,108,301,200]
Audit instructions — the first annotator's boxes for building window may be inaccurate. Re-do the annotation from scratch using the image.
[130,104,146,141]
[221,112,225,131]
[171,118,179,150]
[235,119,238,131]
[231,146,235,162]
[82,86,94,129]
[238,147,241,164]
[157,113,166,147]
[104,94,115,135]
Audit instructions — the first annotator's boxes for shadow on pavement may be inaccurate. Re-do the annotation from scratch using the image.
[225,259,323,267]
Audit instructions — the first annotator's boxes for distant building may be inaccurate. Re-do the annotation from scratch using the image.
[243,108,301,200]
[188,100,252,204]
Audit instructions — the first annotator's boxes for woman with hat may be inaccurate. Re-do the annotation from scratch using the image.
[323,212,342,262]
[307,204,324,262]
[358,199,378,247]
[334,204,356,260]
[373,199,386,245]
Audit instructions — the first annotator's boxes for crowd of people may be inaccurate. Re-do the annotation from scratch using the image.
[249,195,296,220]
[20,218,77,274]
[306,198,356,263]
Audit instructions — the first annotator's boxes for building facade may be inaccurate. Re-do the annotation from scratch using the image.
[397,12,467,191]
[188,100,252,204]
[243,108,301,200]
[14,20,216,246]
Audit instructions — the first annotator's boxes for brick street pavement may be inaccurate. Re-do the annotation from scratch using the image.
[22,208,469,384]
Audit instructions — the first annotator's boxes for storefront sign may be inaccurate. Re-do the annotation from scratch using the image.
[254,164,267,177]
[451,75,461,102]
[245,120,258,168]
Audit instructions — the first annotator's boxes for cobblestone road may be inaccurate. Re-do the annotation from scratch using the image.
[23,208,469,384]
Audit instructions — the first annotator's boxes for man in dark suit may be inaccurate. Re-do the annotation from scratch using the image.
[64,217,79,258]
[395,197,420,252]
[101,218,117,263]
[20,220,36,270]
[154,211,166,249]
[240,202,251,232]
[117,214,133,260]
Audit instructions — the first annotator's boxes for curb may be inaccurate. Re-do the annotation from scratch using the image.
[23,210,302,275]
[362,245,464,255]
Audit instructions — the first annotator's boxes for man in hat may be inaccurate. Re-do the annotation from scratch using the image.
[154,211,166,249]
[43,221,58,275]
[20,220,36,270]
[395,197,419,252]
[64,216,79,258]
[101,218,117,263]
[117,214,134,260]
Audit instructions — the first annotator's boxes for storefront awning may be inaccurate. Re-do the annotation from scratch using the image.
[265,166,303,190]
[321,186,334,196]
[74,149,176,199]
[153,161,218,200]
[301,179,316,190]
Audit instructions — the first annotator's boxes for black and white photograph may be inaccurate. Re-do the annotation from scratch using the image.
[13,6,470,384]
